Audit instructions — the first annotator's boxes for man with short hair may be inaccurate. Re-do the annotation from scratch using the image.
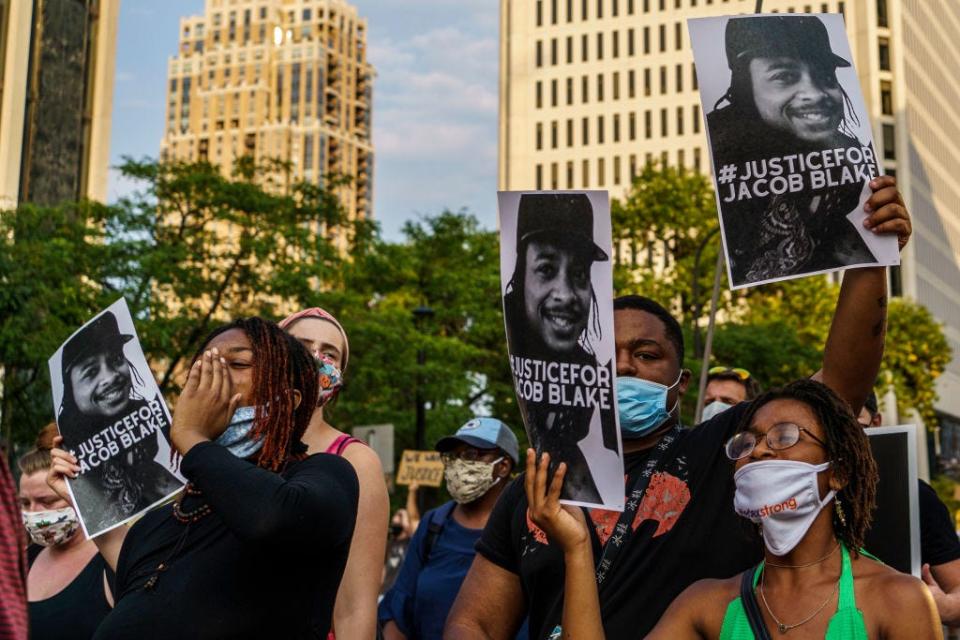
[445,176,910,639]
[701,366,762,421]
[858,392,960,626]
[380,418,522,640]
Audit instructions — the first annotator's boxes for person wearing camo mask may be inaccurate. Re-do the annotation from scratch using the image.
[379,418,524,640]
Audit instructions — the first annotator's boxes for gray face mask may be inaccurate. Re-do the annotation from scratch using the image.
[443,457,504,504]
[701,400,735,422]
[214,406,264,459]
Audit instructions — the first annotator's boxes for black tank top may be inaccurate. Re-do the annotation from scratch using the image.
[27,545,113,639]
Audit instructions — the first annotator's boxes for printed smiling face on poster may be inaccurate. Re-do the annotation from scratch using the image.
[688,14,899,289]
[498,191,625,510]
[48,299,185,538]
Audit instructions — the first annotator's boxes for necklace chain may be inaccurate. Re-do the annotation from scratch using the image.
[765,543,840,569]
[759,567,839,634]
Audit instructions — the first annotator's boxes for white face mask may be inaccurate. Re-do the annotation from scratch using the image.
[701,400,734,422]
[22,506,80,547]
[733,459,835,556]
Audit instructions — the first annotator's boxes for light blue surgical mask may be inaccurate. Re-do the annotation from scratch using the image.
[701,400,734,422]
[214,406,264,458]
[616,372,682,439]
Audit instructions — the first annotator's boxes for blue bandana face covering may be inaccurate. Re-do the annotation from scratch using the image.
[214,406,264,458]
[616,372,682,439]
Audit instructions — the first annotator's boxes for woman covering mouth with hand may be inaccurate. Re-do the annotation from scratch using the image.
[528,379,942,639]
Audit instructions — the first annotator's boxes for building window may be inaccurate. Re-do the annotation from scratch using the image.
[537,0,543,26]
[644,68,651,96]
[878,38,890,70]
[536,41,543,67]
[582,0,588,20]
[659,24,666,52]
[582,159,590,187]
[613,0,619,16]
[628,70,636,98]
[567,119,574,146]
[582,75,589,102]
[660,108,668,137]
[536,123,543,150]
[582,34,589,61]
[629,112,637,140]
[693,104,701,133]
[880,80,893,115]
[597,32,604,60]
[597,0,603,18]
[613,71,620,100]
[694,147,702,172]
[692,63,698,90]
[629,154,637,181]
[598,157,606,186]
[614,156,622,185]
[676,107,684,135]
[597,73,604,101]
[567,77,574,105]
[552,38,559,65]
[676,64,683,92]
[567,36,574,63]
[536,164,543,190]
[551,121,559,148]
[598,115,605,143]
[552,0,559,23]
[568,0,574,22]
[643,26,650,53]
[582,117,590,145]
[659,66,667,94]
[675,22,682,50]
[882,124,896,159]
[613,114,621,142]
[645,110,652,138]
[551,79,558,106]
[629,0,635,14]
[628,28,635,55]
[567,161,575,188]
[536,81,543,108]
[613,30,620,58]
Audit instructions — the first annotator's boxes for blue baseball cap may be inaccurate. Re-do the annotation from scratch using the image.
[435,417,520,465]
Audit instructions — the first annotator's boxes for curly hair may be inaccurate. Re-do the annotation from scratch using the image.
[736,379,878,554]
[194,318,319,472]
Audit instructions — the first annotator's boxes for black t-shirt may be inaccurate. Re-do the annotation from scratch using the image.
[92,442,359,640]
[919,479,960,567]
[476,403,762,639]
[27,546,114,640]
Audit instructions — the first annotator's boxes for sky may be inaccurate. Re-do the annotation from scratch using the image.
[108,0,499,239]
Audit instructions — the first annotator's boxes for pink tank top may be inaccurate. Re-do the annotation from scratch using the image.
[324,433,365,640]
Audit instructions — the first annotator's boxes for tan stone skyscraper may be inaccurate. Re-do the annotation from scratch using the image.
[0,0,119,208]
[500,0,960,443]
[162,0,373,221]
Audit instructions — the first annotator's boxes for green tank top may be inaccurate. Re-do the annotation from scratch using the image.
[718,544,869,640]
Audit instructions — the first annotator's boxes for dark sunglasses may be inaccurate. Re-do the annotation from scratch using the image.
[724,422,828,460]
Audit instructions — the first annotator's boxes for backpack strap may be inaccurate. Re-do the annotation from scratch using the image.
[422,501,457,564]
[740,565,773,640]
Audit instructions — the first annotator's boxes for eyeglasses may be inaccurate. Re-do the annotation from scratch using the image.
[724,422,828,460]
[709,366,752,381]
[440,449,498,465]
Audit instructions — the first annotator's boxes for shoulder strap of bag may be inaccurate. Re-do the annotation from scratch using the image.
[422,501,456,564]
[740,566,773,640]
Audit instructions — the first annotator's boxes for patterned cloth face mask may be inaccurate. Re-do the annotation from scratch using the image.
[316,354,344,407]
[22,506,80,547]
[215,406,264,459]
[444,458,504,504]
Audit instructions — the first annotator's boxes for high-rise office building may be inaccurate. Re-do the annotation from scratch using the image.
[161,0,373,221]
[0,0,119,208]
[500,0,960,438]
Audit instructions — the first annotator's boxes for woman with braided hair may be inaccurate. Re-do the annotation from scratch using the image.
[48,317,359,639]
[527,379,941,639]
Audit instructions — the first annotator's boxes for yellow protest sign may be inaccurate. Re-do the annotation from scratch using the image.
[396,450,445,487]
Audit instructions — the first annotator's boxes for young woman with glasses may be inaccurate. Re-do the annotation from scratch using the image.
[526,379,941,639]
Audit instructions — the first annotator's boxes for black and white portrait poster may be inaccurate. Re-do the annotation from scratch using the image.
[688,14,899,289]
[498,191,624,510]
[48,299,184,538]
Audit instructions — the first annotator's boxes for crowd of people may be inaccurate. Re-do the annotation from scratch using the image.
[0,174,954,640]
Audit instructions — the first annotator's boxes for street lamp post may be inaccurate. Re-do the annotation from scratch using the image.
[412,306,435,451]
[691,226,720,358]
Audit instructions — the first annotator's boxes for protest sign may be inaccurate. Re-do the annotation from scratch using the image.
[864,425,920,576]
[498,191,624,510]
[396,450,445,487]
[48,299,184,538]
[353,424,395,474]
[688,14,899,289]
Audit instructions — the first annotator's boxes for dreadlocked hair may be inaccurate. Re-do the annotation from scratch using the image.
[736,379,878,555]
[194,318,319,472]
